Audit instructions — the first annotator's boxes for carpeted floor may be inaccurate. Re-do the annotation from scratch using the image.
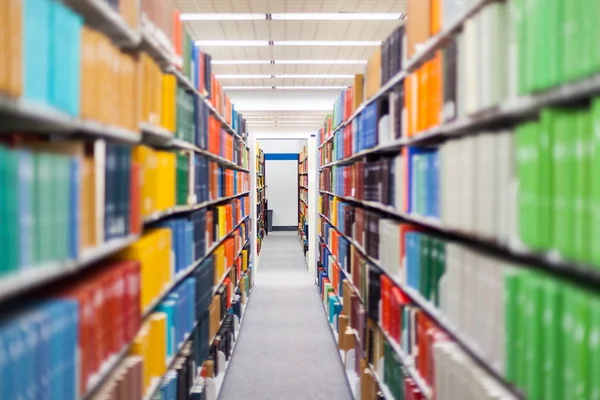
[218,232,353,400]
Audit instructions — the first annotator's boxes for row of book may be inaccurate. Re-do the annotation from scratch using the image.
[0,140,143,275]
[82,27,140,131]
[0,1,250,143]
[134,146,249,216]
[319,197,600,400]
[324,99,600,267]
[318,222,517,400]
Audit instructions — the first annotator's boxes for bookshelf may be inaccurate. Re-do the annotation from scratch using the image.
[256,144,267,256]
[298,146,309,261]
[0,1,254,399]
[316,1,600,399]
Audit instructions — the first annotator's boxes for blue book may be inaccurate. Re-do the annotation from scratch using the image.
[104,145,117,240]
[158,300,176,357]
[68,158,80,260]
[23,0,51,106]
[18,151,33,269]
[184,219,194,269]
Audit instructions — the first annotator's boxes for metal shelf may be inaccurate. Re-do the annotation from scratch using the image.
[0,235,139,305]
[0,96,141,143]
[63,0,141,48]
[318,190,600,292]
[143,192,250,225]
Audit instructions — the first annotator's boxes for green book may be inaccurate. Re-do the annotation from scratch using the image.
[176,153,189,205]
[563,0,580,82]
[544,0,564,89]
[6,149,19,274]
[563,286,576,399]
[574,109,593,263]
[553,110,573,258]
[183,31,192,80]
[539,109,555,249]
[36,153,52,264]
[526,273,544,400]
[419,235,431,299]
[504,268,520,383]
[563,112,578,259]
[516,121,539,249]
[573,288,591,400]
[592,99,600,266]
[431,239,446,307]
[543,277,564,400]
[578,0,593,79]
[589,295,600,400]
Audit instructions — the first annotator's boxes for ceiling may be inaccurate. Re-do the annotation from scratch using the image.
[173,0,407,130]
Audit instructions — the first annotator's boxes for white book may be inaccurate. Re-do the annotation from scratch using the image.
[464,19,479,115]
[393,154,404,212]
[496,130,515,244]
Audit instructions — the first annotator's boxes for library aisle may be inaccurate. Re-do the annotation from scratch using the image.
[219,232,353,400]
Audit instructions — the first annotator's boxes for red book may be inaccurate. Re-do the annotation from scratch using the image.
[172,10,182,69]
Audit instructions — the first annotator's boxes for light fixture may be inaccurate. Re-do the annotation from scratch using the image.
[181,13,265,21]
[180,13,404,21]
[276,74,354,79]
[276,60,367,65]
[211,59,367,65]
[195,40,380,47]
[212,60,271,65]
[215,74,353,79]
[270,13,403,20]
[222,86,349,90]
[272,40,381,46]
[195,40,270,46]
[215,74,272,79]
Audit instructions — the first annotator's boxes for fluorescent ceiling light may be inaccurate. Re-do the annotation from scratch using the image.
[246,116,325,119]
[272,40,380,46]
[211,59,366,65]
[181,13,265,21]
[222,86,348,90]
[277,60,367,65]
[215,74,353,79]
[195,40,269,46]
[180,13,403,21]
[215,74,272,79]
[196,40,380,47]
[212,60,271,65]
[271,13,403,20]
[277,74,353,79]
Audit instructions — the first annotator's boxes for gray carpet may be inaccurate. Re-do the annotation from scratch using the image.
[218,232,353,400]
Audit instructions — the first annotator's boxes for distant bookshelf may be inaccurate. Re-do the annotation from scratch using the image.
[298,146,309,261]
[256,145,267,256]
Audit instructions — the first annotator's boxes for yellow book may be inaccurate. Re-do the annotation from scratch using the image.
[130,326,150,391]
[213,246,225,285]
[332,197,338,225]
[114,229,171,311]
[352,74,364,111]
[161,74,176,132]
[217,206,227,239]
[241,249,248,271]
[8,0,22,97]
[149,313,167,379]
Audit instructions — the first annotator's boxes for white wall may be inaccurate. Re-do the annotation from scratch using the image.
[252,126,317,140]
[258,139,307,153]
[258,139,307,228]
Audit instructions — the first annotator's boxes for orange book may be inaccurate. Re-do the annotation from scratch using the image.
[431,51,443,128]
[172,10,182,69]
[430,0,442,35]
[0,1,7,93]
[206,210,214,249]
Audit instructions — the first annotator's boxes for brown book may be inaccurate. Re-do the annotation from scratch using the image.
[342,280,352,316]
[8,0,22,97]
[406,0,432,58]
[361,366,376,400]
[204,359,215,378]
[338,315,349,350]
[365,48,382,100]
[343,327,355,352]
[0,1,7,93]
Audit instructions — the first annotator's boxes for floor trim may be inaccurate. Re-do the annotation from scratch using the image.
[272,226,297,231]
